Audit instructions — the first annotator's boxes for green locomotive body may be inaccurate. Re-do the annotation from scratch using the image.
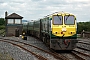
[23,12,77,50]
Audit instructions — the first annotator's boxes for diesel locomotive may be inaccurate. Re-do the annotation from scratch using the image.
[23,12,78,50]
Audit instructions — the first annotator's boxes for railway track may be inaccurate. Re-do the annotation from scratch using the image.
[71,50,90,60]
[0,38,69,60]
[31,36,89,60]
[71,40,90,60]
[56,40,90,60]
[78,41,90,45]
[58,49,90,60]
[77,41,90,51]
[0,37,89,60]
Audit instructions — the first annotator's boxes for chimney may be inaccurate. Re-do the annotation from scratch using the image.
[5,11,8,17]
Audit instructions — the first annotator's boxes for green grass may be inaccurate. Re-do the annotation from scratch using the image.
[0,25,5,30]
[0,25,5,36]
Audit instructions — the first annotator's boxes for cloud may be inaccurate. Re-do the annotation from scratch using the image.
[0,0,90,22]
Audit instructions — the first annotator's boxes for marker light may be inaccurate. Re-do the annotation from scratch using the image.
[61,32,63,34]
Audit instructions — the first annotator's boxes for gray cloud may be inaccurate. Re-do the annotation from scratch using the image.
[0,0,90,22]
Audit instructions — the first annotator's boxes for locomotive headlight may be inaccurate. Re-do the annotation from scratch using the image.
[62,28,66,32]
[55,32,57,34]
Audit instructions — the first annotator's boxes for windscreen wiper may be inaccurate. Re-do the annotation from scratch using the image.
[57,14,61,21]
[66,14,70,21]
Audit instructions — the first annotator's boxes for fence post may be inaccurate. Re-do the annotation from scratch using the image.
[82,30,85,38]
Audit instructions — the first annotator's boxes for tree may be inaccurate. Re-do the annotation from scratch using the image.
[0,18,5,25]
[77,21,90,34]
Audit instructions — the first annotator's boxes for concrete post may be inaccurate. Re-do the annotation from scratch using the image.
[83,30,85,38]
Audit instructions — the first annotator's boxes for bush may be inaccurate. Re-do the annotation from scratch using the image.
[0,25,5,30]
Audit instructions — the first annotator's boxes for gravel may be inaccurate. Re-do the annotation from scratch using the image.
[3,36,50,51]
[77,38,90,42]
[0,41,38,60]
[61,53,77,60]
[0,36,58,60]
[77,42,90,51]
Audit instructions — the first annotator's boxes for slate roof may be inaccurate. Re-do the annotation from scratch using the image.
[5,13,23,19]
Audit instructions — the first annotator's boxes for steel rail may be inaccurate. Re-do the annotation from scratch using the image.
[0,38,69,60]
[0,40,47,60]
[71,51,86,60]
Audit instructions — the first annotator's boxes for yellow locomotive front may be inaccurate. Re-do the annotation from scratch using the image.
[52,12,77,37]
[50,12,77,50]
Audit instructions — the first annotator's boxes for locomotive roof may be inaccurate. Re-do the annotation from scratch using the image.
[44,12,74,17]
[39,12,75,20]
[52,12,74,16]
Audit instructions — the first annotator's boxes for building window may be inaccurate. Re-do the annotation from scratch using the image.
[8,19,14,24]
[15,19,21,24]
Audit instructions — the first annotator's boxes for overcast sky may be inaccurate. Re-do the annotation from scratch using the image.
[0,0,90,22]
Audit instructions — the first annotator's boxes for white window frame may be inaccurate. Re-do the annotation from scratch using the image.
[8,19,14,24]
[15,19,21,24]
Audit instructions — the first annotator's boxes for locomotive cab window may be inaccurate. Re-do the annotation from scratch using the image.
[53,15,62,25]
[64,15,75,25]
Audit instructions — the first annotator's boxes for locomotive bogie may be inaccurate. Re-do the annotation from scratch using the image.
[50,39,77,50]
